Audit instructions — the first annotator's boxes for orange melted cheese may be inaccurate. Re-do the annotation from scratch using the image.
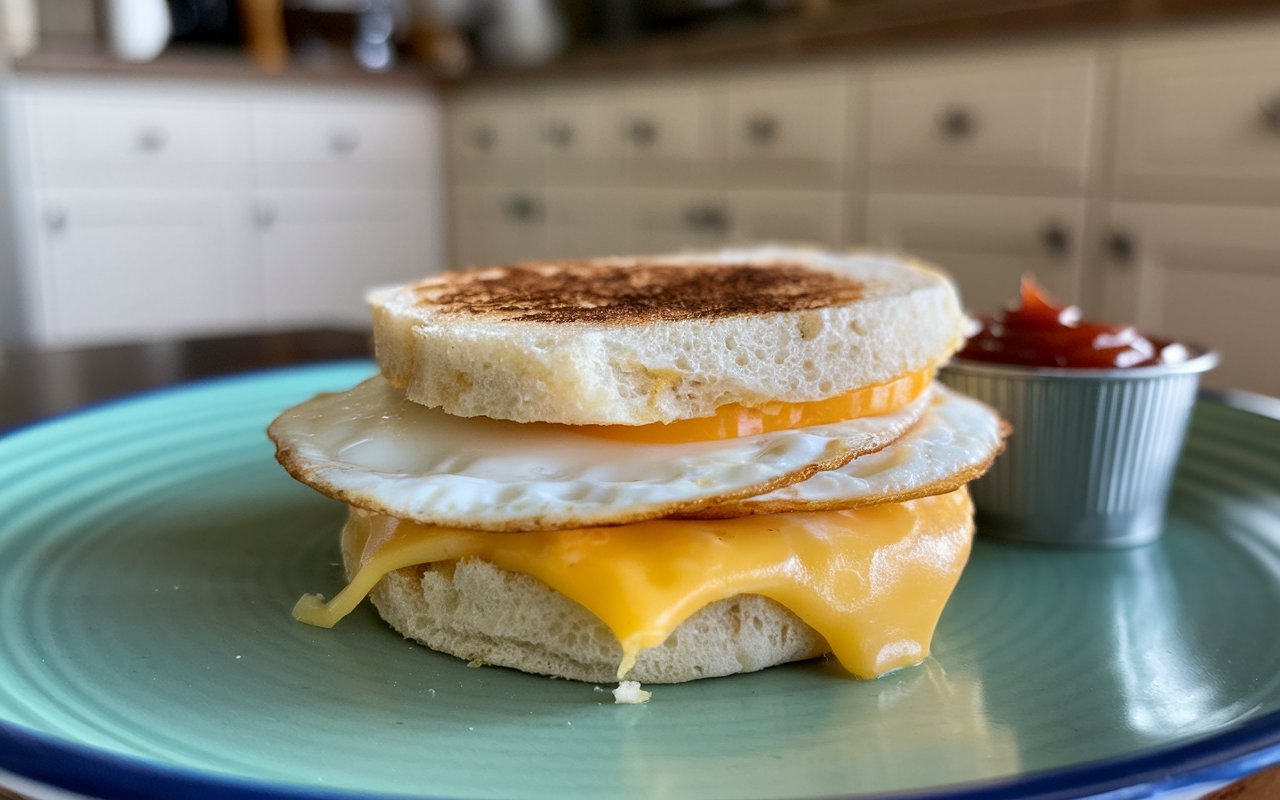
[575,368,934,443]
[294,489,974,680]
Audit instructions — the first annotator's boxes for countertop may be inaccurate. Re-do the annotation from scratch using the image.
[12,0,1280,88]
[0,329,371,434]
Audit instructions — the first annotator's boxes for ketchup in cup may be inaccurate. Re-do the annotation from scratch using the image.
[958,276,1189,369]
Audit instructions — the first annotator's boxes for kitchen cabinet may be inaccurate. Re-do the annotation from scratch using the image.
[724,189,852,249]
[9,78,443,346]
[866,194,1086,315]
[623,188,728,254]
[257,189,441,326]
[867,48,1098,196]
[32,189,256,343]
[448,90,545,186]
[720,67,854,189]
[1096,202,1280,396]
[1115,24,1280,205]
[614,82,719,187]
[452,185,551,266]
[441,17,1280,396]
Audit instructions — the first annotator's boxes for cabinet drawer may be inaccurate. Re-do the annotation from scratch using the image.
[721,68,853,188]
[623,188,728,254]
[541,87,613,184]
[725,189,851,249]
[1097,202,1280,396]
[449,92,545,185]
[613,83,718,185]
[26,89,249,184]
[1116,24,1280,204]
[253,95,437,186]
[868,49,1097,195]
[452,186,552,266]
[866,193,1086,315]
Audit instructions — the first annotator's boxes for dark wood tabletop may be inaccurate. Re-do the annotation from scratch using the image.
[0,329,373,434]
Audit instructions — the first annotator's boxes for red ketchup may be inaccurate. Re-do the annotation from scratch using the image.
[958,277,1187,369]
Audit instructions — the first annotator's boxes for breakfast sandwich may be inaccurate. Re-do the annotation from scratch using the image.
[268,247,1007,692]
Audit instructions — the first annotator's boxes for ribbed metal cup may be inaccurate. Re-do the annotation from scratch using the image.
[941,351,1219,547]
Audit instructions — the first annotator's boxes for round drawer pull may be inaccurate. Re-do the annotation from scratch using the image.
[938,106,977,141]
[329,130,360,155]
[253,203,276,229]
[137,126,169,153]
[44,206,68,233]
[625,118,658,148]
[1107,230,1137,268]
[503,194,542,222]
[545,121,574,149]
[1040,222,1072,259]
[746,114,778,145]
[469,125,495,152]
[1260,94,1280,133]
[684,205,729,234]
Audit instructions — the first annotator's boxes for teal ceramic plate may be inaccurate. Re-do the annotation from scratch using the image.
[2,363,1279,800]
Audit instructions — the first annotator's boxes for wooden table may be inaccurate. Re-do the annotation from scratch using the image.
[0,329,371,434]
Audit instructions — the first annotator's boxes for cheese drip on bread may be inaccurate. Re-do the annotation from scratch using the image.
[294,490,974,680]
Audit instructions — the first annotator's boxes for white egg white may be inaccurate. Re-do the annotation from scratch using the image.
[268,375,931,531]
[692,386,1006,516]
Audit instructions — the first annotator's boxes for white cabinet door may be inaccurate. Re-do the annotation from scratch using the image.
[449,91,545,185]
[545,187,628,259]
[252,94,438,188]
[720,66,853,189]
[868,47,1098,195]
[622,188,729,255]
[451,186,552,267]
[258,189,443,326]
[1098,203,1280,396]
[866,193,1086,316]
[32,189,254,345]
[613,82,719,186]
[541,86,615,185]
[1115,22,1280,204]
[724,189,852,249]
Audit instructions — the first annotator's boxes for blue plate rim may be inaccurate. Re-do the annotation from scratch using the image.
[1,364,1278,800]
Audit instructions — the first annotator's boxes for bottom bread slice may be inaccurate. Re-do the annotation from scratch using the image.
[360,557,829,685]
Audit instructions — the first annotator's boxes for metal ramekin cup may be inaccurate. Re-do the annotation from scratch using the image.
[940,350,1219,547]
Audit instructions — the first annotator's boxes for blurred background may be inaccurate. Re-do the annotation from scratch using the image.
[0,0,1277,396]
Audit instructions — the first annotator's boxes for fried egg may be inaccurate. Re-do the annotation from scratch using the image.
[267,375,930,531]
[690,387,1007,518]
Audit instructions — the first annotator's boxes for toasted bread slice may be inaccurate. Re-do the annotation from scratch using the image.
[369,247,966,426]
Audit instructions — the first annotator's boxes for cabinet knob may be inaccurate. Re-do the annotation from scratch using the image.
[503,194,541,222]
[329,129,360,156]
[253,203,276,229]
[625,118,658,148]
[137,126,169,153]
[1040,222,1072,259]
[545,121,574,149]
[684,205,729,234]
[1260,94,1280,133]
[746,114,778,145]
[44,206,68,233]
[469,125,495,152]
[938,106,977,141]
[1107,230,1136,268]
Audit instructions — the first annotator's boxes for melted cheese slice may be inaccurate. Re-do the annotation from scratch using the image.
[295,489,974,680]
[575,367,934,443]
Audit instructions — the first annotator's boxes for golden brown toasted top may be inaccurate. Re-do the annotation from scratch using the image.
[409,261,866,324]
